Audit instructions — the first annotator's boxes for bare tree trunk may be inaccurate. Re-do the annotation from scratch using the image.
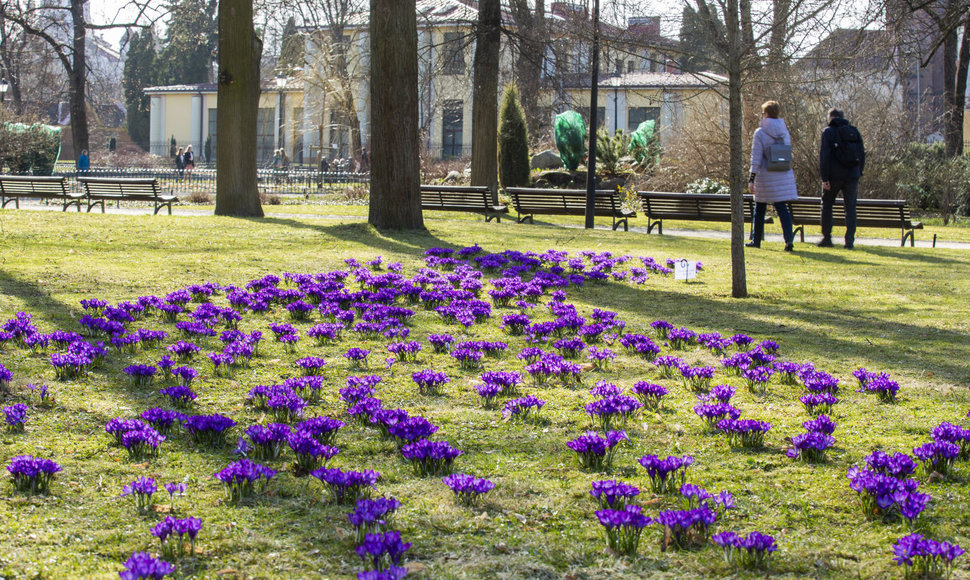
[215,0,264,217]
[471,0,500,200]
[954,17,969,156]
[509,0,546,140]
[769,0,790,67]
[369,0,423,229]
[69,0,89,156]
[942,19,959,156]
[726,0,747,298]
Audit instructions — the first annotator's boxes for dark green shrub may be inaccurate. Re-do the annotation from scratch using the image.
[554,110,586,171]
[0,123,62,175]
[498,84,530,189]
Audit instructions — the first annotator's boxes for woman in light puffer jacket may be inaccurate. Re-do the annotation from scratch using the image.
[748,100,798,251]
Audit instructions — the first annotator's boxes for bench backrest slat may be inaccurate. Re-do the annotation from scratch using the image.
[638,191,755,221]
[785,197,912,227]
[0,175,68,197]
[419,185,493,210]
[78,177,161,199]
[505,188,628,216]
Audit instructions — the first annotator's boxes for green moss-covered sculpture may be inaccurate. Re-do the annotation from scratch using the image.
[629,120,659,168]
[554,111,586,172]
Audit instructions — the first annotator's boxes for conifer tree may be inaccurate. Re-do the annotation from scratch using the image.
[123,29,156,150]
[498,84,530,189]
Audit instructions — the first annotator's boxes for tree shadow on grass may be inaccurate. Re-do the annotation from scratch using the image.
[786,249,881,267]
[577,281,970,386]
[862,246,968,266]
[0,270,79,328]
[250,218,455,257]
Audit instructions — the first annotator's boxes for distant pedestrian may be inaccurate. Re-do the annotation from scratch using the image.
[175,147,185,178]
[360,147,370,172]
[818,108,865,249]
[76,149,90,173]
[747,100,797,252]
[183,145,195,178]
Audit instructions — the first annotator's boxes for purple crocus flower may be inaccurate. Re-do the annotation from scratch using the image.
[7,454,61,495]
[566,430,627,471]
[312,467,380,505]
[590,479,640,509]
[214,459,276,503]
[638,454,695,494]
[442,473,495,505]
[400,439,462,476]
[119,551,175,580]
[595,505,652,556]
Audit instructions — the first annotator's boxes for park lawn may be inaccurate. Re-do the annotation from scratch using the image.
[0,209,968,579]
[190,199,970,244]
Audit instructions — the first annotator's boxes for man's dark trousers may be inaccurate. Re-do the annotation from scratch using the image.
[821,179,858,246]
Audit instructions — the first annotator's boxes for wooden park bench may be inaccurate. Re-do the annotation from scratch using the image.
[637,191,762,235]
[0,175,84,211]
[420,184,508,222]
[505,187,636,231]
[783,197,923,247]
[78,177,178,215]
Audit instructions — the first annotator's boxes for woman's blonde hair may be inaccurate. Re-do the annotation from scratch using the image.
[761,101,781,118]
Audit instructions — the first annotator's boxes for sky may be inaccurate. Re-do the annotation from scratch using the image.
[90,0,876,53]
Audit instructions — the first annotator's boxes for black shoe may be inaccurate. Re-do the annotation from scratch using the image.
[844,243,854,250]
[784,243,794,252]
[745,241,760,248]
[817,238,834,248]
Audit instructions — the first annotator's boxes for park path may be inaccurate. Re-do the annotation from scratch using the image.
[7,200,969,250]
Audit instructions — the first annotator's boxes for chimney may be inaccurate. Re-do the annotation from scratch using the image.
[628,16,660,37]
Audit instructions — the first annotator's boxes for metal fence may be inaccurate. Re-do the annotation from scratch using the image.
[52,166,370,197]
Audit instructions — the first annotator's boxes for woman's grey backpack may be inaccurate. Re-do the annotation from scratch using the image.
[765,135,792,172]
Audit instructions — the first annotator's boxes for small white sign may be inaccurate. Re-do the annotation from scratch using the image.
[674,259,697,281]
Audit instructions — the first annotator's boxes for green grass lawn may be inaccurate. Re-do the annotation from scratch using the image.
[195,199,970,244]
[0,210,968,579]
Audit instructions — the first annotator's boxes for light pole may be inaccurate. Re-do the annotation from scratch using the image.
[584,0,601,229]
[0,77,8,103]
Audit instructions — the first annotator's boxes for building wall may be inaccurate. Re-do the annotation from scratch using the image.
[149,90,305,164]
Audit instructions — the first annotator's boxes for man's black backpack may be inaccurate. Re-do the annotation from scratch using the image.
[832,125,862,168]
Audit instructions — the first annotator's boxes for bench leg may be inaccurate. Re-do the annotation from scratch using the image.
[793,225,804,243]
[902,230,914,247]
[612,218,628,232]
[517,214,533,224]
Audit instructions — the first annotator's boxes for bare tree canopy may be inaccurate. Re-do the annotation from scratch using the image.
[0,0,156,155]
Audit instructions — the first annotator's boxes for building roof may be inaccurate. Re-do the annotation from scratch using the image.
[340,0,482,27]
[145,83,218,95]
[596,71,726,89]
[145,80,304,95]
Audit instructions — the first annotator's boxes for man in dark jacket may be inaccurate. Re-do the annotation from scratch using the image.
[818,109,865,249]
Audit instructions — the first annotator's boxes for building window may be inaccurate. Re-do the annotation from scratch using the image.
[293,107,304,163]
[442,100,463,158]
[207,108,218,162]
[442,32,465,75]
[329,110,351,160]
[257,108,275,164]
[628,107,660,131]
